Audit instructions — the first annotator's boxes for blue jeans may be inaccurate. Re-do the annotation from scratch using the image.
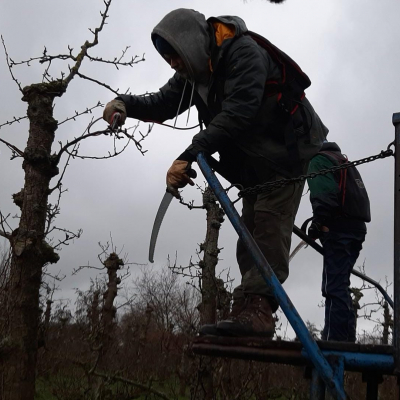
[320,229,365,342]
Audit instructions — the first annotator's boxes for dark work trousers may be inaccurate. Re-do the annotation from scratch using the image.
[320,229,366,342]
[234,179,305,312]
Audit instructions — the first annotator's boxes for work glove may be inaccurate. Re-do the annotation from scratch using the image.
[166,160,196,199]
[103,99,127,126]
[308,220,329,240]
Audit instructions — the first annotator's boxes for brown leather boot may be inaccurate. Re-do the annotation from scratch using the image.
[198,297,246,336]
[216,295,275,338]
[230,296,246,318]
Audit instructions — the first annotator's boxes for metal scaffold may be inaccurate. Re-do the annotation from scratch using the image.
[192,113,400,399]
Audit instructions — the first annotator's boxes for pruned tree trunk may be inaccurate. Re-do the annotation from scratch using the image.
[194,187,224,400]
[94,252,123,399]
[382,301,393,345]
[199,187,224,326]
[38,299,53,349]
[1,82,63,400]
[89,289,101,335]
[137,303,153,358]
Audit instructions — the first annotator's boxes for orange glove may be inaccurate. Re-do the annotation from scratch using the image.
[166,160,195,198]
[103,99,127,126]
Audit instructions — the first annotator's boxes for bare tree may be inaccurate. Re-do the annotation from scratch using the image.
[198,187,226,327]
[351,272,393,345]
[171,187,230,399]
[89,252,124,399]
[0,1,149,398]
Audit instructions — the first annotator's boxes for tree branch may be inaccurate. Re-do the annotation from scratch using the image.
[54,118,108,164]
[0,115,28,130]
[0,138,24,159]
[56,118,150,163]
[57,102,103,126]
[75,71,119,94]
[62,0,113,87]
[48,143,76,195]
[1,35,23,92]
[0,212,11,239]
[85,47,145,69]
[0,230,10,240]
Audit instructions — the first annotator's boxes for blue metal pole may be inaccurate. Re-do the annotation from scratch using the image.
[197,152,347,400]
[308,350,394,373]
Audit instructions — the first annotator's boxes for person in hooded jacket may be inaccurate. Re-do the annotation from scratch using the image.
[103,9,328,338]
[307,141,371,342]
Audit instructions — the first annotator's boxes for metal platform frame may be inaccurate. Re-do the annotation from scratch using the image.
[193,113,400,399]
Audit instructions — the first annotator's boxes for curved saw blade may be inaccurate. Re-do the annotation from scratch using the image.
[289,240,307,262]
[148,191,174,263]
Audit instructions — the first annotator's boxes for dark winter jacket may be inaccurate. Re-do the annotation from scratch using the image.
[117,9,328,187]
[307,142,370,232]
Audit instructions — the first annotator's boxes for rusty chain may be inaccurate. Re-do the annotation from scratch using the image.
[237,142,395,198]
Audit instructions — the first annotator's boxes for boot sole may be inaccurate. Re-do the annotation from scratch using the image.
[216,321,274,338]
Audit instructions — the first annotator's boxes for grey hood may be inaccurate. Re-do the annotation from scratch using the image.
[151,9,211,84]
[208,15,248,36]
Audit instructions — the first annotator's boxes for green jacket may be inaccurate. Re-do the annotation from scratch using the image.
[307,142,370,231]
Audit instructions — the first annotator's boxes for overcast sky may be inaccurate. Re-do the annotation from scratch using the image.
[1,0,399,339]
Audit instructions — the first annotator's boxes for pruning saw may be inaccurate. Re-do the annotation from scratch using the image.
[148,167,197,263]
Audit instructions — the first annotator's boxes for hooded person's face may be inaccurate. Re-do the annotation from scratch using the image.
[163,53,190,80]
[152,9,211,84]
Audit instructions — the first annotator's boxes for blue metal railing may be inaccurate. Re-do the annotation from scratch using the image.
[197,152,347,399]
[196,112,400,396]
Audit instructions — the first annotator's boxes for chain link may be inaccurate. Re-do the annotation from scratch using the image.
[238,144,395,198]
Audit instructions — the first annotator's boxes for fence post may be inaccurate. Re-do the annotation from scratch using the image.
[393,112,400,373]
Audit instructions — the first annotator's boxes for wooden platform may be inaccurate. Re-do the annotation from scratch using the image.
[192,336,394,372]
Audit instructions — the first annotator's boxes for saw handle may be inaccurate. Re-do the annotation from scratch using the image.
[110,112,121,130]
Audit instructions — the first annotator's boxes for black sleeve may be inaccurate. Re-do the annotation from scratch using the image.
[117,73,192,123]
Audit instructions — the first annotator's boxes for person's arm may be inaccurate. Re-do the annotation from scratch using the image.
[116,73,192,123]
[179,37,272,161]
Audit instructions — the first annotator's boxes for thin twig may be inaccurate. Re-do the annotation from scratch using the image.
[85,48,145,69]
[0,138,24,159]
[48,140,78,195]
[75,71,119,94]
[0,115,28,130]
[57,102,103,126]
[0,230,10,240]
[62,0,113,87]
[0,212,11,239]
[1,35,23,92]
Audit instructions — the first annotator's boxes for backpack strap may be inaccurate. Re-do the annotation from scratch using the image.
[246,31,312,176]
[318,150,348,207]
[246,31,311,92]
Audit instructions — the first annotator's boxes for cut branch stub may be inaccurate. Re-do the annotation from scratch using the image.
[12,189,24,209]
[21,81,66,102]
